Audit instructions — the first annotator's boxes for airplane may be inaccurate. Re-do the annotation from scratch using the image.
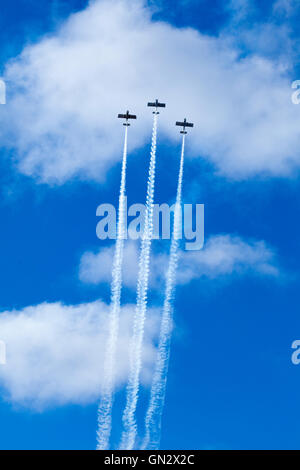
[176,118,194,134]
[118,110,137,126]
[147,99,166,114]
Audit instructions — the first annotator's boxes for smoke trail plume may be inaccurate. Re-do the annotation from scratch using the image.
[96,126,128,450]
[141,135,185,450]
[120,113,158,450]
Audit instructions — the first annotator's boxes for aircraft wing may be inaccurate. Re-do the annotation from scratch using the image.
[148,102,166,108]
[176,121,194,127]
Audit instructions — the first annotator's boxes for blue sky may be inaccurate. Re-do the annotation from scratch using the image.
[0,0,300,450]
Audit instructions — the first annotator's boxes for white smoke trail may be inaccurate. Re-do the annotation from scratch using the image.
[120,113,158,450]
[141,135,185,450]
[96,126,128,450]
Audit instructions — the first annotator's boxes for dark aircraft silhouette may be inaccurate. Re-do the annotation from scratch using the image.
[118,110,137,126]
[147,99,166,114]
[176,118,194,134]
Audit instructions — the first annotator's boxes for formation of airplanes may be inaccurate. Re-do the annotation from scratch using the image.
[118,99,194,133]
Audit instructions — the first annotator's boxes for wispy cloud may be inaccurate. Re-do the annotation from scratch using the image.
[79,242,139,288]
[176,234,280,282]
[1,0,300,184]
[79,234,280,289]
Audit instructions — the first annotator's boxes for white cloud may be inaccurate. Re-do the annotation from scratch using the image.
[2,0,300,183]
[0,300,159,409]
[79,240,169,289]
[176,234,279,283]
[79,234,279,289]
[80,242,139,288]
